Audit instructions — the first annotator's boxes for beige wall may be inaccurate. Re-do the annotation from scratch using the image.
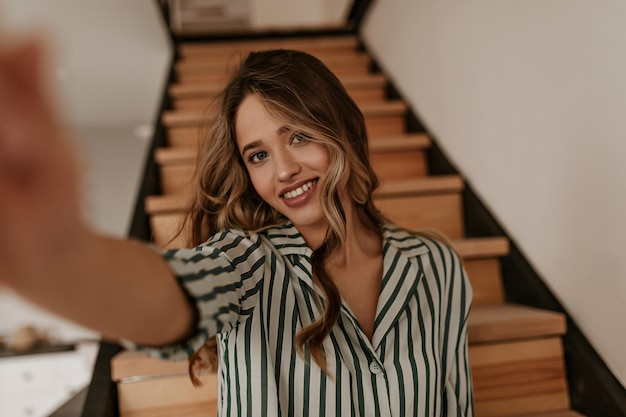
[249,0,350,29]
[362,0,626,387]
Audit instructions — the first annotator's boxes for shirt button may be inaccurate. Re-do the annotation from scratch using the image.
[369,361,383,374]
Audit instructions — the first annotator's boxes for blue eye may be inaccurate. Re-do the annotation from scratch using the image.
[249,151,268,163]
[290,133,309,144]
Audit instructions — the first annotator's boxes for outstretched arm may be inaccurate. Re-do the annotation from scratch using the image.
[0,38,194,347]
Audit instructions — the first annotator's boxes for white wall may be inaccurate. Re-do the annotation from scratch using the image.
[2,0,172,129]
[362,0,626,387]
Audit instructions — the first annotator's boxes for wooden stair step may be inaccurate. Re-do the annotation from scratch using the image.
[111,307,570,417]
[374,176,464,237]
[154,133,430,168]
[175,52,371,76]
[168,74,388,99]
[112,351,189,381]
[451,236,510,259]
[115,372,217,417]
[512,411,585,417]
[469,303,566,344]
[169,73,389,110]
[177,49,368,65]
[177,35,360,58]
[165,125,418,148]
[177,65,370,83]
[452,236,509,306]
[155,133,432,192]
[161,100,407,128]
[361,133,434,180]
[153,133,431,166]
[376,175,463,197]
[369,133,431,151]
[164,106,407,145]
[472,337,570,416]
[147,175,465,245]
[146,175,464,214]
[171,88,387,111]
[145,194,188,214]
[155,147,197,166]
[167,127,422,148]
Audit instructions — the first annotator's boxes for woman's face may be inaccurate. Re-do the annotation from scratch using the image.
[235,94,330,235]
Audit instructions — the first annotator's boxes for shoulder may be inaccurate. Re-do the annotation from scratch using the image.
[160,228,265,266]
[164,222,310,261]
[382,223,457,260]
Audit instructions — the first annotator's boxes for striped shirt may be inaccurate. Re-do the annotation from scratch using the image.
[137,222,474,417]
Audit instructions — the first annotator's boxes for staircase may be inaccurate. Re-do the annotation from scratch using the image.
[111,34,586,417]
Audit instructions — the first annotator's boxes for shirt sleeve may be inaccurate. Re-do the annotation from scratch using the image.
[122,230,267,361]
[438,243,475,417]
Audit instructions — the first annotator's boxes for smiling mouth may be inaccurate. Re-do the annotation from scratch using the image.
[282,180,317,200]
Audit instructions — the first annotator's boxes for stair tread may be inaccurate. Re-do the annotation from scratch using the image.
[376,175,463,197]
[512,411,586,417]
[161,100,407,127]
[369,133,431,151]
[359,100,407,116]
[168,74,388,98]
[155,147,197,165]
[451,237,509,259]
[111,350,189,381]
[469,303,566,344]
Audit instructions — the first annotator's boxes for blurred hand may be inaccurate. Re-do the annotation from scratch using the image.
[0,38,87,286]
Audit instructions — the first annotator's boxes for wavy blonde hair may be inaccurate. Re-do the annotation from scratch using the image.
[182,49,385,384]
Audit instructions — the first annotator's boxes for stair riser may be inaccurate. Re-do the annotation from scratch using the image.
[463,258,505,306]
[472,337,570,416]
[175,55,371,76]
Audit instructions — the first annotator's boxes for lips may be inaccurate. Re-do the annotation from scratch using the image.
[281,180,317,200]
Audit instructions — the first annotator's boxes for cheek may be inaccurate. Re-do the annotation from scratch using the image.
[312,143,331,170]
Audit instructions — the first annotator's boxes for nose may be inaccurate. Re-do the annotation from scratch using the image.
[276,150,301,182]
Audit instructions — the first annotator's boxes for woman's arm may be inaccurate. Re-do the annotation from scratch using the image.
[0,38,195,346]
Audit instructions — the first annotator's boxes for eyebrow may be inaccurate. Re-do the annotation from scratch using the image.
[239,125,292,155]
[241,140,262,155]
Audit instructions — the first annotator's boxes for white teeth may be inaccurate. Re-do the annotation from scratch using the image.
[283,180,316,199]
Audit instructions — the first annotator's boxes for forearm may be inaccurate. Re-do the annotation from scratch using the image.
[4,232,195,347]
[0,39,195,348]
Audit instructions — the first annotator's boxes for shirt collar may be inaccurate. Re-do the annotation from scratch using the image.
[262,222,431,259]
[262,222,432,350]
[381,223,431,258]
[260,222,313,258]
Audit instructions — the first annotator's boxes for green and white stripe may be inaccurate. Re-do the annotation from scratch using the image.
[136,222,474,417]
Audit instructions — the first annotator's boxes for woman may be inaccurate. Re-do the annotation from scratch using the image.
[0,40,473,416]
